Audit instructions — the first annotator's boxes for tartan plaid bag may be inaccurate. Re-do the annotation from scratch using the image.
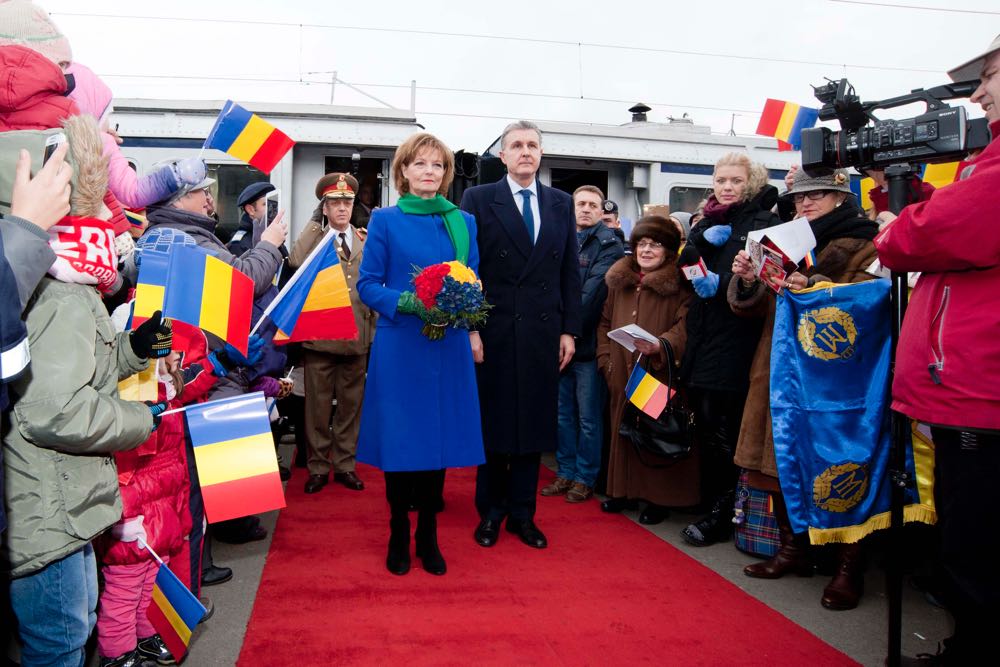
[733,470,780,558]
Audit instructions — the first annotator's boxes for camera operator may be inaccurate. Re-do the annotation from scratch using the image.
[874,34,1000,666]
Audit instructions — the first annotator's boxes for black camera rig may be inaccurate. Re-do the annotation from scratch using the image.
[800,78,990,175]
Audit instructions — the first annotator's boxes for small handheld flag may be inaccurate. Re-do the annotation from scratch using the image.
[624,363,675,419]
[260,230,358,344]
[187,392,285,523]
[756,99,819,151]
[141,540,205,661]
[203,100,295,174]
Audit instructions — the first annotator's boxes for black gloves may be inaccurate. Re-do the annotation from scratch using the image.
[130,310,173,359]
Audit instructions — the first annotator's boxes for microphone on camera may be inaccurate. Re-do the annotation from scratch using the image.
[678,244,708,280]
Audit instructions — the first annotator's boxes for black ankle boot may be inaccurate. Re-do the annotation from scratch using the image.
[681,489,735,546]
[386,515,410,575]
[415,510,446,575]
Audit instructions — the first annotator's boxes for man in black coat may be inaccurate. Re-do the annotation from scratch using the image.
[460,121,581,549]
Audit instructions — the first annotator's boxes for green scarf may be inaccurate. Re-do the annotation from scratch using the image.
[396,193,469,265]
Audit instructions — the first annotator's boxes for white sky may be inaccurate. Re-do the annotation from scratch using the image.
[43,0,999,151]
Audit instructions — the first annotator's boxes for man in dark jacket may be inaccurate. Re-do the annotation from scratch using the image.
[543,185,622,503]
[460,121,581,550]
[227,181,274,256]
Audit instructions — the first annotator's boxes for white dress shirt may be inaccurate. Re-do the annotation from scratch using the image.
[506,174,540,241]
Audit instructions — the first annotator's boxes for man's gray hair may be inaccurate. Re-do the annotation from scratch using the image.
[500,120,542,150]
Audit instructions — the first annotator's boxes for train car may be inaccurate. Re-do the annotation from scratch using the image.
[111,98,423,240]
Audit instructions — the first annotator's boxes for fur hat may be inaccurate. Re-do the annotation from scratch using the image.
[629,215,681,253]
[0,1,73,67]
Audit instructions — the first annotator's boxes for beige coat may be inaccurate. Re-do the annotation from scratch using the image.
[289,209,375,356]
[596,256,700,507]
[730,236,878,491]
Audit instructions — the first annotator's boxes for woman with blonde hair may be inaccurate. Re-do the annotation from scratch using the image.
[678,152,781,546]
[357,132,485,577]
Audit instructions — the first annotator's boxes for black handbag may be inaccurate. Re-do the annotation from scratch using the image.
[617,338,695,468]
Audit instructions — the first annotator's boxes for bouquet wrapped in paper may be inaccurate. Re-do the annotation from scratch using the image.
[401,261,491,341]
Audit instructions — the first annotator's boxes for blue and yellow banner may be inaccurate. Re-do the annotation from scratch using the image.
[770,280,935,544]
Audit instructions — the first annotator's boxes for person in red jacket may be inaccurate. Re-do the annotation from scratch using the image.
[873,33,1000,666]
[94,349,218,667]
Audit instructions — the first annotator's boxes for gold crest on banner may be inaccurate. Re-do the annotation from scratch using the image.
[797,307,857,361]
[813,462,869,513]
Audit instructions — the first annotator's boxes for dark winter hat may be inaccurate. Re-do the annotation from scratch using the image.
[629,215,681,253]
[602,199,619,215]
[315,172,358,200]
[237,181,275,208]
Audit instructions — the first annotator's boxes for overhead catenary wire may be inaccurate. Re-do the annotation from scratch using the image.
[828,0,1000,15]
[51,11,945,74]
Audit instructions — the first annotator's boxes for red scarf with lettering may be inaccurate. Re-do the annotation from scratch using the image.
[47,216,119,293]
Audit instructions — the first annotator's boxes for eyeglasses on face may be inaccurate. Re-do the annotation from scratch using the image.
[635,240,664,250]
[790,190,832,204]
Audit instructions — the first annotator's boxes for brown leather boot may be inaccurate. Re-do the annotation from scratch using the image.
[821,542,865,610]
[743,492,814,579]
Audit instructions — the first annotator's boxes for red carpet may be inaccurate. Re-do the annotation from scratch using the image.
[239,465,857,666]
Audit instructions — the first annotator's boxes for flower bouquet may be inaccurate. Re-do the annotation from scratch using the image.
[408,261,491,340]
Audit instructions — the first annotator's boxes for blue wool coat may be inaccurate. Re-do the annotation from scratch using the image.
[356,205,485,472]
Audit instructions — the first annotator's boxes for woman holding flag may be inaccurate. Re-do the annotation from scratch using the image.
[596,216,695,524]
[730,167,878,610]
[357,133,485,577]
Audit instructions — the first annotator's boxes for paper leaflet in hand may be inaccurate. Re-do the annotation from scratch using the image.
[745,217,817,293]
[607,324,659,353]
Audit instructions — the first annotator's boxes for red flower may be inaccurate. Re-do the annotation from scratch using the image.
[414,263,450,309]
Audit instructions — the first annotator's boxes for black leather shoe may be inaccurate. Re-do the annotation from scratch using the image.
[279,465,291,481]
[201,565,232,587]
[506,519,548,549]
[304,474,328,494]
[601,497,639,513]
[333,471,365,490]
[474,519,500,547]
[198,596,214,623]
[639,504,670,525]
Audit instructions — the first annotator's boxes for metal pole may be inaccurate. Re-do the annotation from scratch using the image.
[410,80,417,115]
[330,70,337,105]
[884,163,915,667]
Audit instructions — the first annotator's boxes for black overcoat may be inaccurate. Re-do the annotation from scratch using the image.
[460,177,582,455]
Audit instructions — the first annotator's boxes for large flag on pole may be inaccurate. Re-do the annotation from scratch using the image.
[770,280,935,545]
[756,98,819,151]
[258,230,358,344]
[203,100,294,174]
[186,392,285,523]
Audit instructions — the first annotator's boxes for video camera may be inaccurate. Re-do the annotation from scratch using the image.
[800,78,991,175]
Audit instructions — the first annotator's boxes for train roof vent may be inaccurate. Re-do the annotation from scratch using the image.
[628,103,651,123]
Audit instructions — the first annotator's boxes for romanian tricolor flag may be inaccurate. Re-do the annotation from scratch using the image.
[267,231,358,344]
[146,553,205,661]
[920,161,967,189]
[203,100,295,174]
[133,248,170,327]
[187,392,285,523]
[624,364,675,419]
[756,99,819,151]
[124,209,147,229]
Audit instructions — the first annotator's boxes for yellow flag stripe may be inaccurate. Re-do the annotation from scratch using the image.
[227,115,273,162]
[199,257,232,341]
[774,103,801,142]
[134,284,165,319]
[193,433,279,486]
[629,373,661,409]
[151,586,192,646]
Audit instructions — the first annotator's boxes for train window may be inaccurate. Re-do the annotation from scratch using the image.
[669,186,713,215]
[210,164,269,240]
[550,168,609,198]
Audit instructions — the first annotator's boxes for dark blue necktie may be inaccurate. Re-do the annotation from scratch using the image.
[519,189,534,243]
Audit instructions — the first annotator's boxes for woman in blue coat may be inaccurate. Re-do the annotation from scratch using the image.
[357,133,485,577]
